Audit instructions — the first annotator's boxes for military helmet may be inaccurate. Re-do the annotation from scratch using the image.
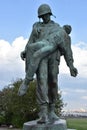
[38,4,52,18]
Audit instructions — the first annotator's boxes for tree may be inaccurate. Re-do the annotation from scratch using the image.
[0,79,64,127]
[55,90,64,116]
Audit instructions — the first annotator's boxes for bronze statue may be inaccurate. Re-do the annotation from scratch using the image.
[18,4,78,123]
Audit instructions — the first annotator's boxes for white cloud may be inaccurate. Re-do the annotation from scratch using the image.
[75,89,87,93]
[0,37,87,90]
[59,41,87,78]
[0,37,28,89]
[74,41,87,50]
[79,108,86,112]
[62,91,68,96]
[72,43,87,77]
[61,88,87,97]
[82,96,87,100]
[0,37,87,111]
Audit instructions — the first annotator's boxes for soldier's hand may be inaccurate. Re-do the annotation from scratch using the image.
[70,67,78,77]
[20,51,26,61]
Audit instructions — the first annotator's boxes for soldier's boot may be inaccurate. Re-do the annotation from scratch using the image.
[37,104,49,124]
[18,79,30,96]
[48,104,59,121]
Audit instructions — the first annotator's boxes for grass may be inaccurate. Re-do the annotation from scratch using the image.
[66,118,87,130]
[1,118,87,130]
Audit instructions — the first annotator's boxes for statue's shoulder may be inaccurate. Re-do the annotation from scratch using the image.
[51,20,60,27]
[33,22,42,28]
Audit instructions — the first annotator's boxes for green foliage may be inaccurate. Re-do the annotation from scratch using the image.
[67,118,87,130]
[55,91,64,116]
[0,79,39,127]
[0,79,64,128]
[12,79,39,127]
[0,114,5,126]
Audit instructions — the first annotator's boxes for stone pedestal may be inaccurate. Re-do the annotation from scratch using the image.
[23,119,67,130]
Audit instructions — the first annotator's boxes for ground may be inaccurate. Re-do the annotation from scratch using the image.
[0,127,21,130]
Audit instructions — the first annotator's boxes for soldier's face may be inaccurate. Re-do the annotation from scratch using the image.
[41,13,51,23]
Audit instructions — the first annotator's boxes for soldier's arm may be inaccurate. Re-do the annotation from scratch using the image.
[59,36,78,77]
[21,22,40,60]
[20,30,34,60]
[63,36,74,68]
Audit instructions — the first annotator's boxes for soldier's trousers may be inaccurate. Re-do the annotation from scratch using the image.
[36,51,59,105]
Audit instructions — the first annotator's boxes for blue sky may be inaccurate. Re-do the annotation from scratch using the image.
[0,0,87,111]
[0,0,87,43]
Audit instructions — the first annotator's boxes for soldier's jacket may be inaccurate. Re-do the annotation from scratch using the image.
[25,20,74,70]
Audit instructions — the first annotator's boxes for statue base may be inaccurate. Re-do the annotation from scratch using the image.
[23,119,70,130]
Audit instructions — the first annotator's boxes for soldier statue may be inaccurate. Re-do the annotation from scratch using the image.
[18,4,78,123]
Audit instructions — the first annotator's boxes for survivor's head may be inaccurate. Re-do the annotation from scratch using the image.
[63,25,72,34]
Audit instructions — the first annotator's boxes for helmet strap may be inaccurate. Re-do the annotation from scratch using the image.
[39,18,41,22]
[52,14,56,18]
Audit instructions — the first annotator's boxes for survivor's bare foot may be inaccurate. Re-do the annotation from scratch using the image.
[18,81,28,96]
